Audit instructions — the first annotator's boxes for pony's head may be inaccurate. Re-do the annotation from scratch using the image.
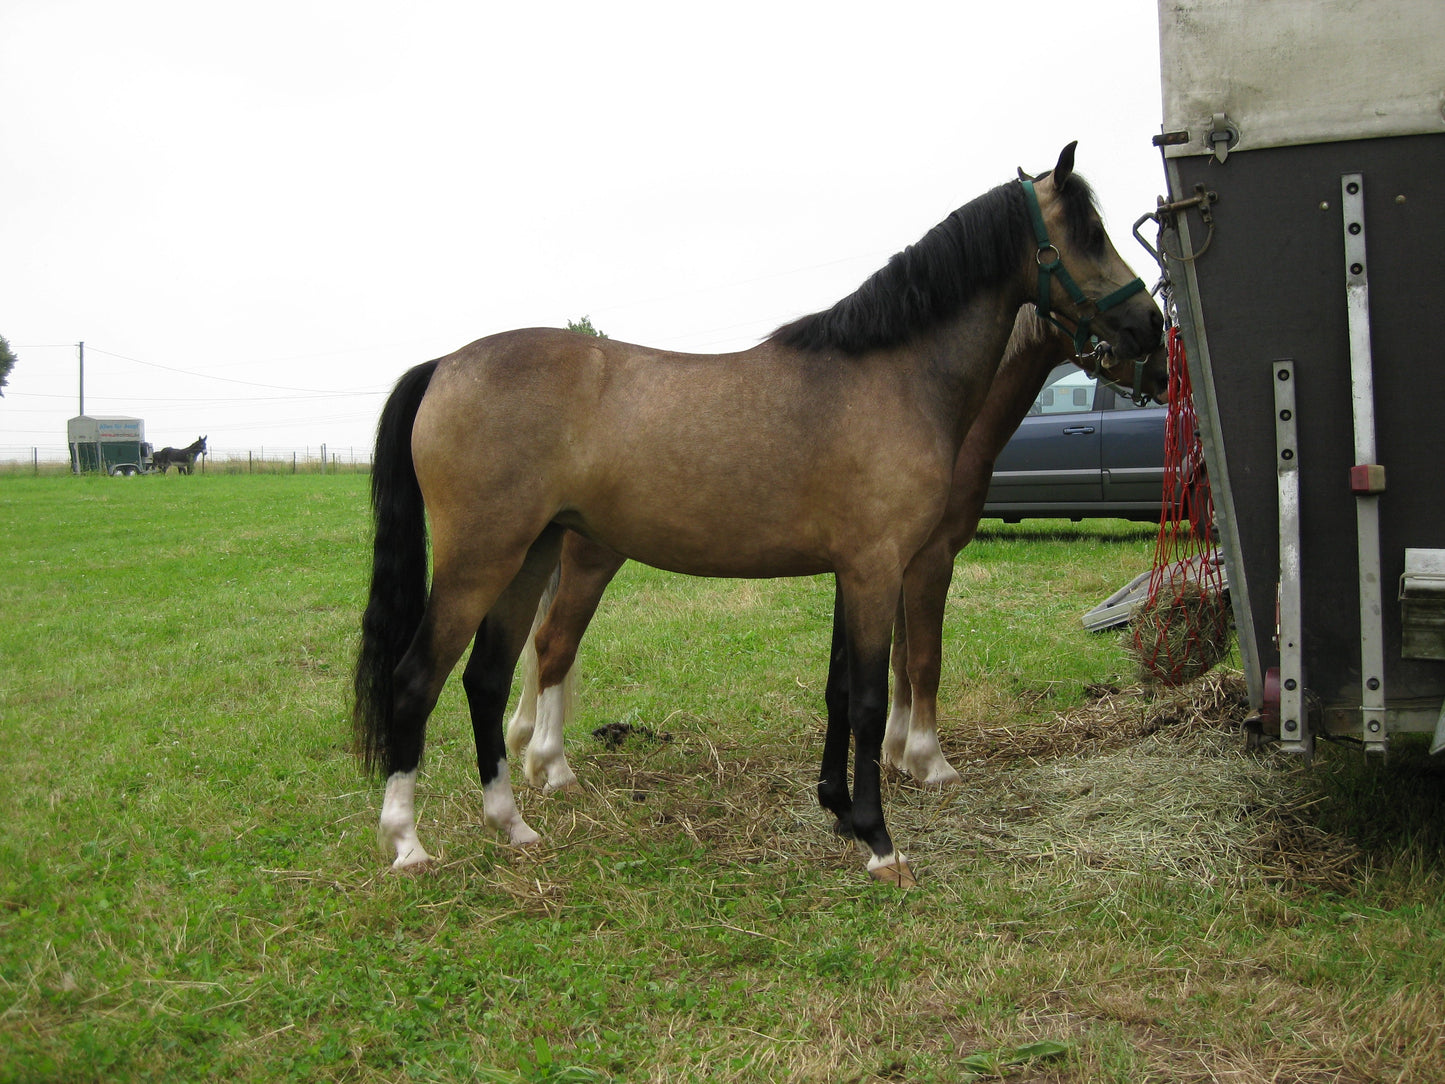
[1081,335,1170,406]
[1019,143,1163,368]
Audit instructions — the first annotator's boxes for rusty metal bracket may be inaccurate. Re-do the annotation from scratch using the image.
[1138,185,1219,268]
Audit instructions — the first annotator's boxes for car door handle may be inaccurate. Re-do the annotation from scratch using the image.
[1061,425,1096,435]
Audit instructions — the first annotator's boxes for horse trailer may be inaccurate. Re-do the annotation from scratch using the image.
[67,415,153,476]
[1154,0,1445,755]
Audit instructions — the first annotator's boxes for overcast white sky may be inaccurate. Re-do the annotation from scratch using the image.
[1,0,1168,462]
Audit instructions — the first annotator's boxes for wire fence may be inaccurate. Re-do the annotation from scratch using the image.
[0,445,372,476]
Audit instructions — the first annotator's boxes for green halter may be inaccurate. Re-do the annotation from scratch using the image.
[1021,178,1150,401]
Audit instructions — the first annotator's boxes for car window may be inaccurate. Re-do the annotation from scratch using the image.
[1027,365,1099,416]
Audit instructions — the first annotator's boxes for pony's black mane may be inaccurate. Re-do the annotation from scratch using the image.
[770,171,1100,356]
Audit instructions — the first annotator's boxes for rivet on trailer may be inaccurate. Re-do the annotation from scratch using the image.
[1152,0,1445,756]
[66,415,154,476]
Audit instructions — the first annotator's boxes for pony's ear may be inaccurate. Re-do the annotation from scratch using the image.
[1017,166,1035,183]
[1051,141,1078,185]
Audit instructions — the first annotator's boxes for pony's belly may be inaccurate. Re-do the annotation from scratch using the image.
[553,509,830,580]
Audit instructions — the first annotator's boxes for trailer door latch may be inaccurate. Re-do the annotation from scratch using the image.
[1208,112,1240,163]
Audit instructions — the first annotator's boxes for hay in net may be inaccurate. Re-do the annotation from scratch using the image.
[1129,325,1232,686]
[1129,578,1232,685]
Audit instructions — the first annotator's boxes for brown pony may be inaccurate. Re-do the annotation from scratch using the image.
[353,144,1164,885]
[507,308,1167,793]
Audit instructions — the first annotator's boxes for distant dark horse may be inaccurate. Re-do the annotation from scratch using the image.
[153,436,207,475]
[353,144,1164,885]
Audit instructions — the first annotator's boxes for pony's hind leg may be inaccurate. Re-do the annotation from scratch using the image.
[379,768,431,869]
[379,606,484,870]
[462,529,566,843]
[504,564,558,759]
[522,535,625,793]
[378,548,541,869]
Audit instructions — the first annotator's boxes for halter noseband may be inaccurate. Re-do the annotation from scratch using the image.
[1021,178,1151,404]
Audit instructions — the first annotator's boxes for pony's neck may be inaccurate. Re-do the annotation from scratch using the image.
[914,289,1036,449]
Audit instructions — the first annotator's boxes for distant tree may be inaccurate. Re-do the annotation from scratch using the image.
[0,335,15,398]
[566,315,608,338]
[0,334,15,397]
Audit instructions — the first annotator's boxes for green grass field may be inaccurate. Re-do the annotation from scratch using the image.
[3,474,1443,1082]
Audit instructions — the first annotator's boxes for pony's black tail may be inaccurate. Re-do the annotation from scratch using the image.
[353,359,439,778]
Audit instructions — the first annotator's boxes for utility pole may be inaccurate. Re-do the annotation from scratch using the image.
[78,341,85,416]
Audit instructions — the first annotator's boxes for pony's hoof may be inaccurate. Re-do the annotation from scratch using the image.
[523,751,576,794]
[540,769,579,796]
[389,854,433,875]
[912,761,962,787]
[868,855,917,888]
[508,823,542,847]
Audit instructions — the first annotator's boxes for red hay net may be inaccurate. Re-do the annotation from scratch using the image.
[1129,326,1231,684]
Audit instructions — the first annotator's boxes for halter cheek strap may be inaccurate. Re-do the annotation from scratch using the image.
[1021,178,1147,360]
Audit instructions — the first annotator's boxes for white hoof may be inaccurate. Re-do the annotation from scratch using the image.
[867,851,917,888]
[540,763,578,795]
[508,820,541,847]
[389,844,433,873]
[524,742,577,793]
[907,755,962,787]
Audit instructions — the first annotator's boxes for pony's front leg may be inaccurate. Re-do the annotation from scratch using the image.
[818,590,855,837]
[897,548,962,786]
[823,578,916,887]
[882,590,912,772]
[839,578,917,887]
[850,651,916,886]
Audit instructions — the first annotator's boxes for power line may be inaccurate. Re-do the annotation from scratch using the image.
[6,389,385,406]
[84,346,386,395]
